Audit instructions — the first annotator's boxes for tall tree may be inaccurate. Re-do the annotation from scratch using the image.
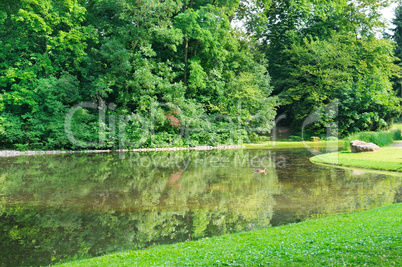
[390,1,402,100]
[285,33,401,134]
[242,0,401,133]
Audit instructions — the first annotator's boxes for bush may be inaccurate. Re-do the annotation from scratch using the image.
[326,136,338,141]
[288,135,303,141]
[346,130,399,148]
[394,129,402,140]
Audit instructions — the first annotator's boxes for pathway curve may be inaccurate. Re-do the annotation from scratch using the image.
[390,142,402,148]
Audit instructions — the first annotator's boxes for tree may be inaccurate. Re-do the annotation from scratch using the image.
[242,0,401,133]
[83,0,276,148]
[283,33,401,134]
[0,0,277,149]
[390,1,402,103]
[0,0,90,148]
[391,2,402,61]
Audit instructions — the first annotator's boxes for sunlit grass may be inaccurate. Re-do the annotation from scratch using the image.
[60,204,402,266]
[245,140,344,149]
[311,147,402,172]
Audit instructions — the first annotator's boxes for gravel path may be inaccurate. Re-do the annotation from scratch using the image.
[390,142,402,148]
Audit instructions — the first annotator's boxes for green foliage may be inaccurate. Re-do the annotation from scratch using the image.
[337,76,401,134]
[389,2,402,117]
[285,135,303,141]
[0,0,276,149]
[285,33,401,134]
[0,0,91,148]
[247,0,402,135]
[394,129,402,140]
[392,2,402,63]
[1,0,400,148]
[346,130,400,148]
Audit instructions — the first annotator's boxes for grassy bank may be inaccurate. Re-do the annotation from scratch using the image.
[244,140,344,149]
[60,204,402,266]
[310,147,402,172]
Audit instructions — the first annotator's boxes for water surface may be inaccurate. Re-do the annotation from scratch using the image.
[0,148,400,266]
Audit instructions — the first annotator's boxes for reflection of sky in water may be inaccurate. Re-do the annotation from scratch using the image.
[0,148,400,266]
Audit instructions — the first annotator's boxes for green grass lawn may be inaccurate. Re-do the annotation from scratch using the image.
[310,147,402,172]
[245,140,344,149]
[60,204,402,267]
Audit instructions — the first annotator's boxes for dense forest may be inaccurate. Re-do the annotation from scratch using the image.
[0,0,401,150]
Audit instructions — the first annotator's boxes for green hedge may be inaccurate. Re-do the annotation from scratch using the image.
[345,130,401,149]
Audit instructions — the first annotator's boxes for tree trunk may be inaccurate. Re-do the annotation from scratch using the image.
[184,37,189,85]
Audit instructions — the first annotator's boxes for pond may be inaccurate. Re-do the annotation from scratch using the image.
[0,148,401,266]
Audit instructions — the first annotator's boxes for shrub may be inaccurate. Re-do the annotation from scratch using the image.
[346,130,399,149]
[326,136,338,141]
[288,135,303,141]
[394,129,402,140]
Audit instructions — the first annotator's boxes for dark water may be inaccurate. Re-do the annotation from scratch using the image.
[0,148,400,266]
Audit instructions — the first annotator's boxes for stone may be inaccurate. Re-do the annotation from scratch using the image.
[350,140,380,153]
